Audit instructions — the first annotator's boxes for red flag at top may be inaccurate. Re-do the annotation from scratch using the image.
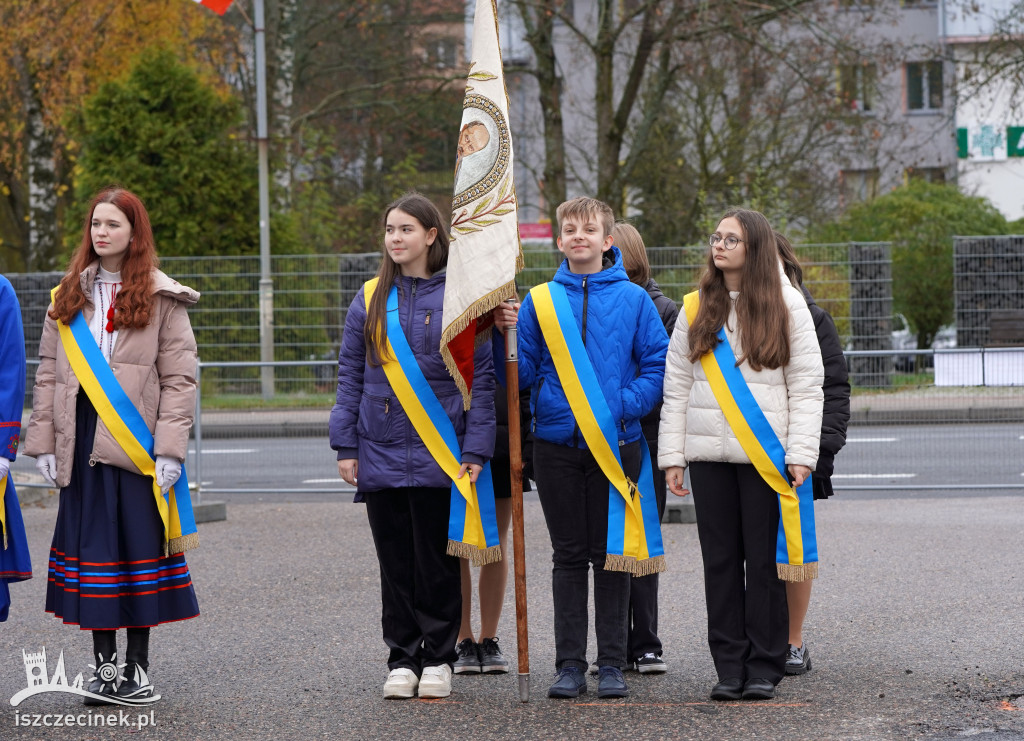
[192,0,233,15]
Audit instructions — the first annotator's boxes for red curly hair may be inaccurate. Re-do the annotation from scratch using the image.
[51,187,159,329]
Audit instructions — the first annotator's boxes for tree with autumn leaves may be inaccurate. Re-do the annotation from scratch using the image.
[0,0,238,271]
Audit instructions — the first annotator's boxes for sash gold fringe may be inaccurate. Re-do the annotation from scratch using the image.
[604,553,636,574]
[777,561,818,582]
[631,554,666,576]
[448,540,503,566]
[168,531,200,556]
[440,280,519,410]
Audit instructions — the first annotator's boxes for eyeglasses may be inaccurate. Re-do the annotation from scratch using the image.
[709,233,744,250]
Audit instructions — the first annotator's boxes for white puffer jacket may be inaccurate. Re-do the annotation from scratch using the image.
[658,271,824,472]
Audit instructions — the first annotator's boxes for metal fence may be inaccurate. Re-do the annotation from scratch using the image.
[12,350,1023,499]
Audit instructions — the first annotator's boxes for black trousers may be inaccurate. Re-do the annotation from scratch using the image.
[534,439,639,671]
[627,445,667,660]
[364,487,461,673]
[690,462,788,685]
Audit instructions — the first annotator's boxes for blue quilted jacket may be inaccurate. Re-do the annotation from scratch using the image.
[329,272,496,493]
[517,246,669,448]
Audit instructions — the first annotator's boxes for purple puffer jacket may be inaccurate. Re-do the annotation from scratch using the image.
[329,272,496,494]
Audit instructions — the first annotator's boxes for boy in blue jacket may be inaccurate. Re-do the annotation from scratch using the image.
[495,197,669,699]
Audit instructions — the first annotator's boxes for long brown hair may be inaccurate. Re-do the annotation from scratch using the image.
[688,208,790,371]
[364,192,450,366]
[775,230,803,287]
[50,187,158,328]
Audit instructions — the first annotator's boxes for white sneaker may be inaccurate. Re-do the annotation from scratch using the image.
[382,668,418,699]
[417,664,452,698]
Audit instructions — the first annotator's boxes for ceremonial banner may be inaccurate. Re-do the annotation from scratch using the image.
[192,0,234,15]
[442,0,523,409]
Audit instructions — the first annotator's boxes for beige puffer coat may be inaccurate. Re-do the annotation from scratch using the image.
[658,269,824,472]
[24,263,199,487]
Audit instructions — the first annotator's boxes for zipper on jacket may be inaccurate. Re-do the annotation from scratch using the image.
[572,276,589,448]
[423,309,433,353]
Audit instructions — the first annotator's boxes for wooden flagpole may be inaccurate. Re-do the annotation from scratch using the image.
[504,311,530,702]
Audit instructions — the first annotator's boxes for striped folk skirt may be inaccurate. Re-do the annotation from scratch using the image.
[45,393,199,630]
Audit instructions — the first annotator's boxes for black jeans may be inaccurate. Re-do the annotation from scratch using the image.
[364,487,461,673]
[690,462,788,685]
[534,439,639,671]
[627,439,667,660]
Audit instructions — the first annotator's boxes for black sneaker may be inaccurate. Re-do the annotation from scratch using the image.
[634,652,667,674]
[83,653,119,706]
[453,638,481,674]
[115,663,155,700]
[785,643,812,675]
[479,637,509,674]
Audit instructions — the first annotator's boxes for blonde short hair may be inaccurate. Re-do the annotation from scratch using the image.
[612,221,650,286]
[556,197,614,239]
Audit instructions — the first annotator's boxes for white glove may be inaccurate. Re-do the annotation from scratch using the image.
[155,456,182,494]
[36,454,57,486]
[0,457,10,481]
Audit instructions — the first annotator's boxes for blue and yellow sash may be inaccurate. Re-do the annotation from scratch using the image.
[683,292,817,581]
[52,289,198,555]
[364,279,500,566]
[530,282,665,576]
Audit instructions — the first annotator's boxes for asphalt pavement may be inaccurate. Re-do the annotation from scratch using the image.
[1,489,1022,740]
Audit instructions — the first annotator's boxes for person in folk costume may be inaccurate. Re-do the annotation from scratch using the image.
[0,275,33,620]
[24,187,201,704]
[659,208,823,701]
[775,232,850,676]
[330,192,496,700]
[612,222,677,675]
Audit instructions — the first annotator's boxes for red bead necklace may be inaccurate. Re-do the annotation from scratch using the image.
[105,283,120,333]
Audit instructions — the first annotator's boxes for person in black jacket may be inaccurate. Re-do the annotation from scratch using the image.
[776,232,851,676]
[614,222,678,673]
[452,322,533,676]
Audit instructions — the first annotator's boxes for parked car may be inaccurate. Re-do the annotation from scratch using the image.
[892,313,956,371]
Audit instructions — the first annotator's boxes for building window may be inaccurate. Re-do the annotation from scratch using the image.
[838,63,877,113]
[901,0,937,6]
[425,38,458,70]
[841,169,880,208]
[905,167,946,183]
[906,61,943,112]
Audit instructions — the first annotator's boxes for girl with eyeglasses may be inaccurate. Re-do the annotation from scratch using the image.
[658,208,824,701]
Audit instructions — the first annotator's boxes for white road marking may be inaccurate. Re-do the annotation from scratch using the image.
[847,437,898,443]
[832,473,917,479]
[303,478,344,484]
[187,448,257,455]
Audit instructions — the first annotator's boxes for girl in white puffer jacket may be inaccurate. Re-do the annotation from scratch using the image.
[658,208,823,702]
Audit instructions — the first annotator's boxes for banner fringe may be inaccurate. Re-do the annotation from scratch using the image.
[777,561,817,582]
[440,280,519,410]
[168,531,200,556]
[448,540,503,565]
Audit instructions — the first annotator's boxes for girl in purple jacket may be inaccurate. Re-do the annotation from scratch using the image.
[329,193,496,701]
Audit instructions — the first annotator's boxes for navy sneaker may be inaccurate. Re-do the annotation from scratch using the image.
[596,666,629,698]
[548,667,587,698]
[453,638,481,675]
[479,637,509,674]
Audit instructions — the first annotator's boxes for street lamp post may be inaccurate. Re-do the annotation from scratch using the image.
[254,0,274,399]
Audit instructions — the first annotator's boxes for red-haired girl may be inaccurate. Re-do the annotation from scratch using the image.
[25,186,201,705]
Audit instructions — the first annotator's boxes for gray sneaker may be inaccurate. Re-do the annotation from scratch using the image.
[453,638,481,674]
[479,637,509,674]
[785,643,812,675]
